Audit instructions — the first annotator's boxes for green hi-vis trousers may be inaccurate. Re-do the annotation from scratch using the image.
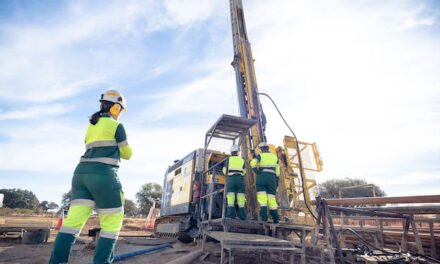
[226,174,246,220]
[49,163,124,264]
[256,172,279,223]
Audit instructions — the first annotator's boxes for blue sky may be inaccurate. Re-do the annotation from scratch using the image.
[0,0,439,205]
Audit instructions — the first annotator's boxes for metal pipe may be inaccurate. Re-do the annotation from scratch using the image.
[327,205,410,219]
[165,249,203,264]
[314,195,440,206]
[84,243,171,264]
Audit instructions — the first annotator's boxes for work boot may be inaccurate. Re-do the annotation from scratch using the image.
[260,206,268,222]
[226,206,235,218]
[238,207,246,220]
[270,209,279,224]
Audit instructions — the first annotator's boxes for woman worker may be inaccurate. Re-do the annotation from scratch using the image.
[49,90,133,264]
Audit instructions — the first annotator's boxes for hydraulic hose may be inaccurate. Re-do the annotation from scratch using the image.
[83,243,171,264]
[257,92,317,220]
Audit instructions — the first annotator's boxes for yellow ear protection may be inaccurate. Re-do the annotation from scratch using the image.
[110,103,122,116]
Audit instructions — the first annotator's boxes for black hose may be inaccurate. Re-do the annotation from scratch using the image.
[257,92,317,220]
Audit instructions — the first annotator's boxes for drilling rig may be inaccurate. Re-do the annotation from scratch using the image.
[155,0,323,242]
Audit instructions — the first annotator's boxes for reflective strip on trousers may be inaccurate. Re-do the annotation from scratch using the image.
[59,226,81,237]
[262,168,276,173]
[268,194,278,210]
[257,191,267,206]
[236,193,246,207]
[100,230,119,240]
[85,140,117,149]
[97,207,124,215]
[226,192,235,207]
[70,199,95,207]
[80,157,119,166]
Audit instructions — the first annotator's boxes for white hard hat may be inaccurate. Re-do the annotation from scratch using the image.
[258,142,269,148]
[230,145,240,153]
[100,90,127,110]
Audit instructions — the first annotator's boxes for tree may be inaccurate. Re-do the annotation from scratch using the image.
[136,183,162,215]
[0,188,39,209]
[124,199,138,216]
[61,190,72,208]
[39,201,50,211]
[317,178,386,199]
[48,202,59,210]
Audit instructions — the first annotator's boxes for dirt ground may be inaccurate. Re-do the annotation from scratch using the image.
[0,215,221,264]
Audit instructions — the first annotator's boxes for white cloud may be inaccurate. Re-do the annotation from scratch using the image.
[0,104,71,120]
[0,0,220,103]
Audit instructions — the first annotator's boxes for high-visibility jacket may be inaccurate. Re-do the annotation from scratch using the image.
[223,156,246,176]
[80,114,132,166]
[250,152,280,177]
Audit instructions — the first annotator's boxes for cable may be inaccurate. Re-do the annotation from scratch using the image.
[257,92,317,220]
[340,227,440,263]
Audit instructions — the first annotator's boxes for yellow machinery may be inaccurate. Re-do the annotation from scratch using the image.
[155,0,323,241]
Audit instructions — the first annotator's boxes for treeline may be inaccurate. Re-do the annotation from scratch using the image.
[0,188,59,215]
[61,182,163,217]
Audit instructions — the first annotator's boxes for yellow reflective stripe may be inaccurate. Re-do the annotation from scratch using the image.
[70,199,95,207]
[237,193,246,207]
[97,207,124,215]
[99,212,124,234]
[63,205,93,230]
[80,157,119,166]
[59,226,81,236]
[85,140,117,149]
[226,192,235,207]
[257,192,268,206]
[100,230,119,240]
[268,194,278,210]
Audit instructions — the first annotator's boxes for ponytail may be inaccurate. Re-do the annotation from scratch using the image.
[89,101,113,125]
[89,110,102,125]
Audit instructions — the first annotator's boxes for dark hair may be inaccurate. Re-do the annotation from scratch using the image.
[89,101,114,125]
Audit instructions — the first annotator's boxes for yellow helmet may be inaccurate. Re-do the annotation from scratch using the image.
[100,90,127,110]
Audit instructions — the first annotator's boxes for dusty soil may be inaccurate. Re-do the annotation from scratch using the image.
[0,215,221,264]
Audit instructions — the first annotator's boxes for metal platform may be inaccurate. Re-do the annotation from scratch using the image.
[203,231,299,264]
[205,114,257,140]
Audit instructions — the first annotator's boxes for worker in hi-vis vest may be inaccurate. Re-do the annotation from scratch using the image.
[250,142,280,224]
[222,145,246,220]
[49,90,132,264]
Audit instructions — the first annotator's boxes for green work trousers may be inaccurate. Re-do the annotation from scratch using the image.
[256,172,279,223]
[226,174,246,220]
[49,163,124,264]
